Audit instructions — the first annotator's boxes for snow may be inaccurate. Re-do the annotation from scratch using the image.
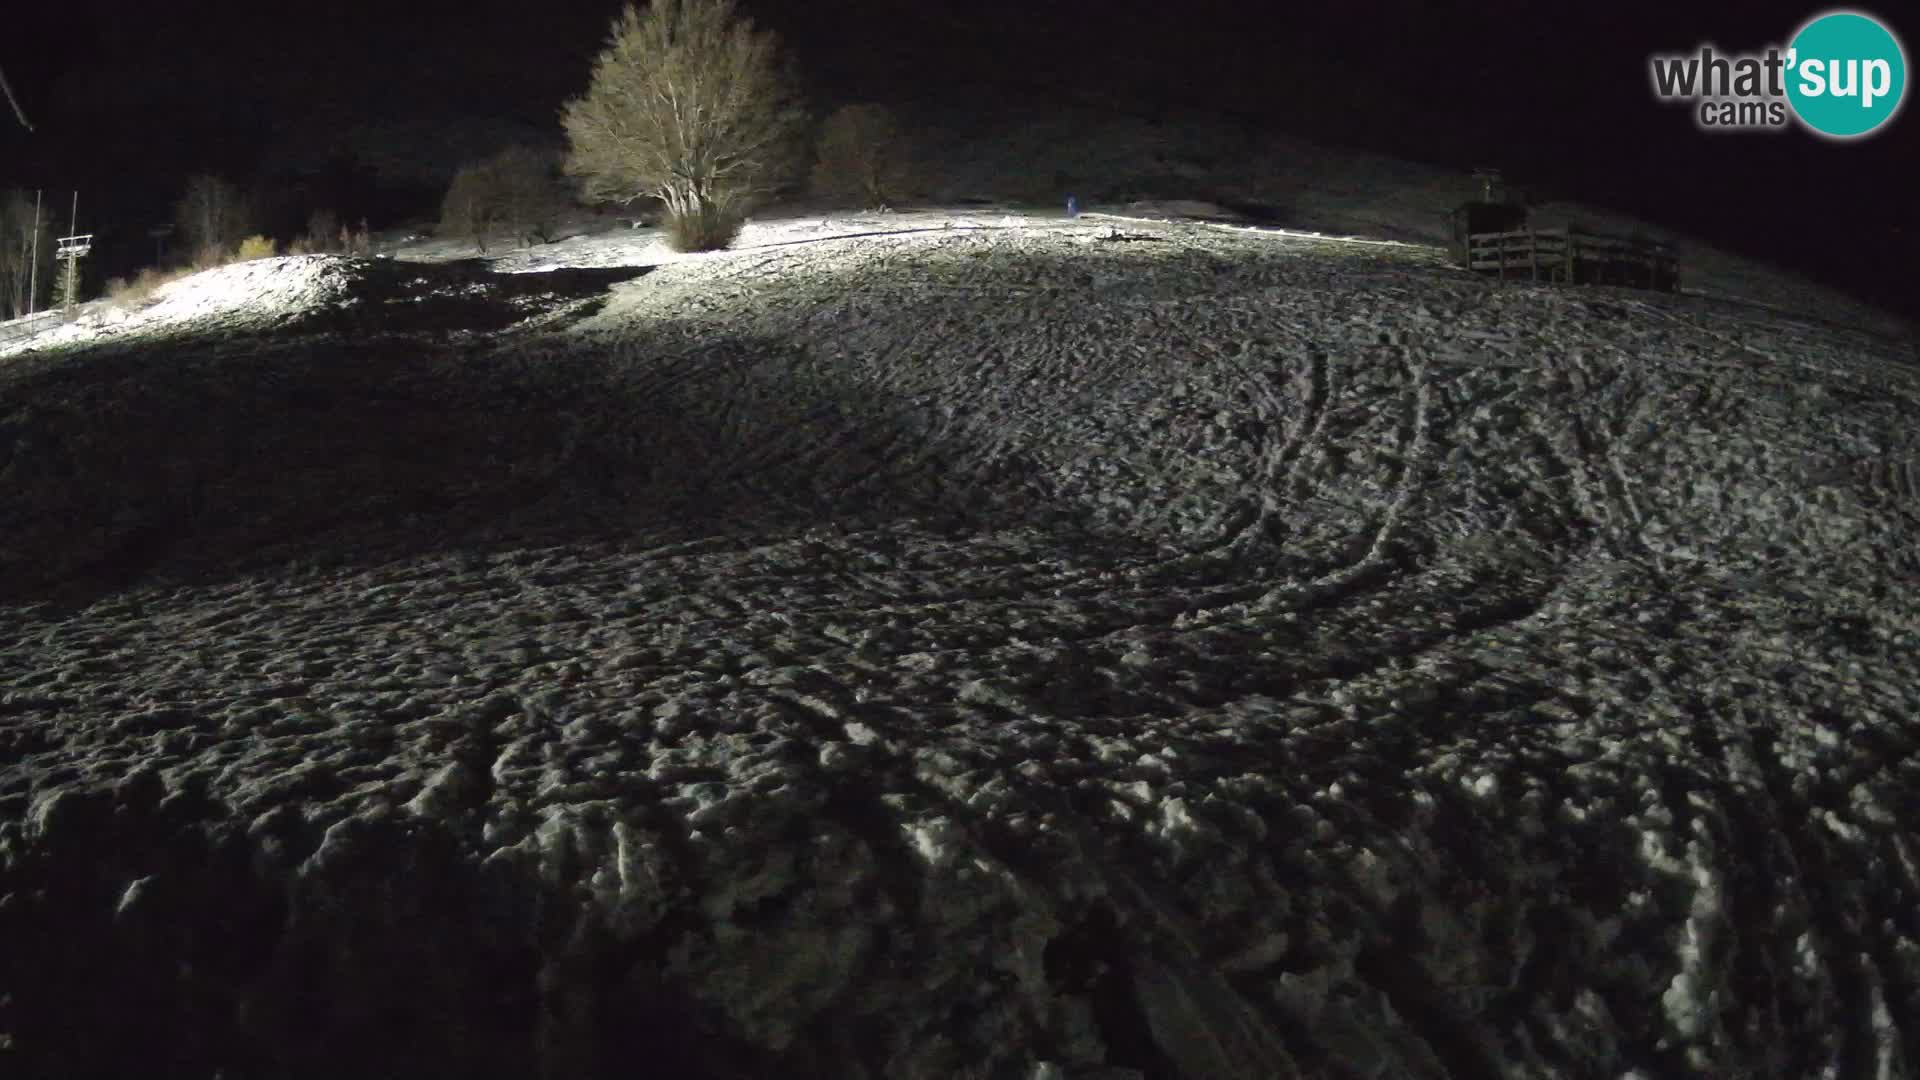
[1,190,1918,1079]
[17,255,363,349]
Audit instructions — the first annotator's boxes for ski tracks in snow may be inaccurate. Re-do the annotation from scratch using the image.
[6,219,1920,1078]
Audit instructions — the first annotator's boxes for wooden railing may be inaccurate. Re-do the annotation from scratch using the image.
[1467,227,1679,291]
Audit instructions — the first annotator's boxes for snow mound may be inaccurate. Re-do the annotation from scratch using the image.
[135,255,362,328]
[1,255,650,360]
[0,256,365,356]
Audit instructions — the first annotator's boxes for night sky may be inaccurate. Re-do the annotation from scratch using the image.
[2,0,1913,319]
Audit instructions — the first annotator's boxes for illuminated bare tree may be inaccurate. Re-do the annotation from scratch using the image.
[561,0,806,251]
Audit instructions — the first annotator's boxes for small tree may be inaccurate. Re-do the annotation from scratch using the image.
[440,147,567,254]
[561,0,807,252]
[811,104,915,210]
[174,174,256,265]
[0,189,54,319]
[442,161,506,254]
[491,146,567,247]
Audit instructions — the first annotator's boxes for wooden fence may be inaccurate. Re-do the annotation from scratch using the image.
[1466,227,1679,291]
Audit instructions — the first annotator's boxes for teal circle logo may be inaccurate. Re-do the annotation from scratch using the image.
[1786,10,1907,138]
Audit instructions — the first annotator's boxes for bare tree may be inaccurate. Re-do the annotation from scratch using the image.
[0,61,30,131]
[0,189,53,318]
[440,160,510,255]
[440,146,568,254]
[561,0,806,251]
[305,208,341,253]
[491,145,569,248]
[811,104,917,210]
[174,174,256,265]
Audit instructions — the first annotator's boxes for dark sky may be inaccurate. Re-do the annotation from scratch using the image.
[2,0,1913,318]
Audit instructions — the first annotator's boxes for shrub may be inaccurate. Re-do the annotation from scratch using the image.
[811,104,915,209]
[561,0,807,252]
[236,234,278,260]
[440,146,567,254]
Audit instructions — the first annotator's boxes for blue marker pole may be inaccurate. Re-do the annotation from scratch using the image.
[1066,195,1079,218]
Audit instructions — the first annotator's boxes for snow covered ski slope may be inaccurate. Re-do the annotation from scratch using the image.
[3,213,1918,1078]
